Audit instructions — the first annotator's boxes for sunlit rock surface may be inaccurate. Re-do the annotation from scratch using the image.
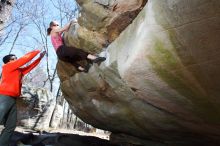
[58,0,220,145]
[17,86,57,130]
[17,86,95,132]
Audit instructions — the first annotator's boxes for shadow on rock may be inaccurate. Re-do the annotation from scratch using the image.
[10,131,119,146]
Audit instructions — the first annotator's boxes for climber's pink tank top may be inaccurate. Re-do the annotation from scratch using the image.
[51,33,63,51]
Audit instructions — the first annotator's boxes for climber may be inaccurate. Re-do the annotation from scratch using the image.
[47,19,106,73]
[0,50,46,146]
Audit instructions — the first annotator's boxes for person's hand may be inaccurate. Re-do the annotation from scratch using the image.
[39,46,45,52]
[71,18,78,24]
[40,51,46,58]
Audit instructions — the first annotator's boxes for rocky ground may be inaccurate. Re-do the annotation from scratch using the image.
[9,127,118,146]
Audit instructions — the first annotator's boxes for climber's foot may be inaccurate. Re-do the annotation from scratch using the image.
[84,63,92,73]
[93,57,106,64]
[77,65,90,73]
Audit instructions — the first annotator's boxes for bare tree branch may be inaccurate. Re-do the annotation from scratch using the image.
[0,27,13,47]
[8,25,25,54]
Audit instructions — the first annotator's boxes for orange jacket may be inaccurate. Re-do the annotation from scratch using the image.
[0,50,41,98]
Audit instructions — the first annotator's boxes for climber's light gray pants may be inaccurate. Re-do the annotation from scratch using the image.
[0,94,17,146]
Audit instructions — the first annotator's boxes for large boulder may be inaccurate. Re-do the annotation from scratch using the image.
[58,0,220,145]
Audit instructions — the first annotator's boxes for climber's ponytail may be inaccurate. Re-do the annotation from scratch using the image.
[47,21,55,35]
[47,27,52,35]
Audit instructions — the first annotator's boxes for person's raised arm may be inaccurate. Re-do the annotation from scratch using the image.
[53,20,77,34]
[6,50,40,71]
[52,23,71,34]
[20,51,46,75]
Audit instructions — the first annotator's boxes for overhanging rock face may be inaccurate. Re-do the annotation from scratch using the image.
[64,0,147,54]
[57,0,220,145]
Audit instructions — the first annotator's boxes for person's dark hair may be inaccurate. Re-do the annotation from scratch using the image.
[47,21,54,35]
[47,27,52,35]
[3,54,16,64]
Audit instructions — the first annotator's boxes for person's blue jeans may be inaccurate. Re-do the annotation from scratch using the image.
[0,95,17,146]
